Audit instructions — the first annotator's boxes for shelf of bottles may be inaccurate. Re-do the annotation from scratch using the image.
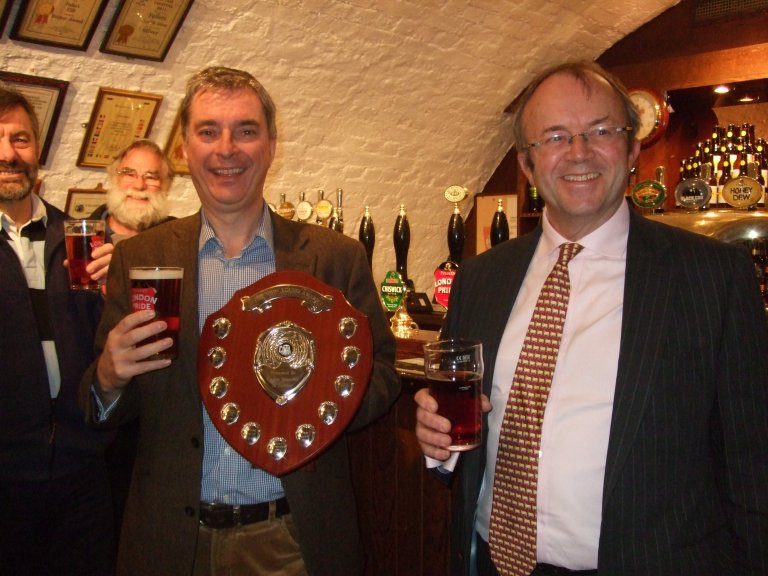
[669,122,768,312]
[675,123,766,210]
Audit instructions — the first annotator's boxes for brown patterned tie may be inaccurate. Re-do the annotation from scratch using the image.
[489,242,583,576]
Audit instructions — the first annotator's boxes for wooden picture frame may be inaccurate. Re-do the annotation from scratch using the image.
[10,0,108,51]
[64,184,107,218]
[100,0,194,62]
[0,0,13,35]
[164,107,189,175]
[0,71,69,165]
[77,87,163,168]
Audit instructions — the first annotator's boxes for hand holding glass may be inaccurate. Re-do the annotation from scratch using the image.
[130,267,183,360]
[64,219,105,291]
[423,339,484,451]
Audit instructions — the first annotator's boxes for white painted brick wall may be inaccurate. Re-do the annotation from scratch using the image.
[1,0,676,299]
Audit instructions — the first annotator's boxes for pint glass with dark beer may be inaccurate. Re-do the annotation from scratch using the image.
[130,267,184,360]
[424,339,484,451]
[64,219,105,290]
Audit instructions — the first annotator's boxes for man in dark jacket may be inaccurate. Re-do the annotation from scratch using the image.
[0,85,116,575]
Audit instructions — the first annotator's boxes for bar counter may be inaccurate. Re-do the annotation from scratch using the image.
[348,328,455,576]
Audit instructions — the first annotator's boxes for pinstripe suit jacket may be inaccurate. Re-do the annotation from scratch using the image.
[443,208,768,575]
[80,210,400,576]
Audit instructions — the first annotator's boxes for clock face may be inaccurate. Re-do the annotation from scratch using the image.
[629,89,668,147]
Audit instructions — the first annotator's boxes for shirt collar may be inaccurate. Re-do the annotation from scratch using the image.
[198,202,275,255]
[540,199,630,259]
[0,194,48,235]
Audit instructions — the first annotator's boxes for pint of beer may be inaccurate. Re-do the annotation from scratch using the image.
[424,339,484,451]
[64,219,105,290]
[130,267,184,360]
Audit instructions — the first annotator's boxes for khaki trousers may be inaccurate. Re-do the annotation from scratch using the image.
[193,511,307,576]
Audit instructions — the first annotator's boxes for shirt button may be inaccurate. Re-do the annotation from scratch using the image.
[223,494,230,503]
[224,447,231,456]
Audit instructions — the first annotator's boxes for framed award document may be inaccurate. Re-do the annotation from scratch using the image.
[100,0,195,61]
[10,0,108,51]
[77,87,163,168]
[0,71,69,165]
[65,185,107,218]
[164,108,190,175]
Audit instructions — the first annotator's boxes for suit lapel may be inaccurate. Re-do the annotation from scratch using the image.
[479,230,540,391]
[271,211,314,273]
[602,212,675,502]
[170,214,203,395]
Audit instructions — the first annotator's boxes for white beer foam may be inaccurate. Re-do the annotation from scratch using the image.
[129,267,184,280]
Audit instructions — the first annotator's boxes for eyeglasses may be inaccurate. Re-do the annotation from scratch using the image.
[116,168,162,186]
[523,126,633,152]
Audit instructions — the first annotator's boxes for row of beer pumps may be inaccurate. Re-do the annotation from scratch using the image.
[270,185,513,338]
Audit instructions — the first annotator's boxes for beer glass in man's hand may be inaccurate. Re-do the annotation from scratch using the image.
[64,220,105,291]
[130,267,184,360]
[423,339,484,451]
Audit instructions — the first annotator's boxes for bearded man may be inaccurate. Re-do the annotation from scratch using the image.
[90,139,176,244]
[0,84,115,575]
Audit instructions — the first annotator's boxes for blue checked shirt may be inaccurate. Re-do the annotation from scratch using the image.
[198,204,283,505]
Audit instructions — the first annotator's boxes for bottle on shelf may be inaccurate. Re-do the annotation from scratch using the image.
[716,155,731,207]
[653,165,667,213]
[328,207,343,232]
[528,184,543,212]
[489,198,510,247]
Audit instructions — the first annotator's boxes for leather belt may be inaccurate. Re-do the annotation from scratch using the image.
[532,564,598,575]
[199,497,290,528]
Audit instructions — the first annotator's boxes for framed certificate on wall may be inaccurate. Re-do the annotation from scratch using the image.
[65,185,107,218]
[10,0,108,51]
[0,71,69,165]
[164,107,190,175]
[77,87,163,168]
[100,0,194,61]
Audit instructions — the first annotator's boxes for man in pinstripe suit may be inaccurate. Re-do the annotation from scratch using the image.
[416,61,768,575]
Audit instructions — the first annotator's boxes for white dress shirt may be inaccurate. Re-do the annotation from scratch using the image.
[476,201,629,569]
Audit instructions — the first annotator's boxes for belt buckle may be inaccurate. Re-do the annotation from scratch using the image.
[232,504,241,526]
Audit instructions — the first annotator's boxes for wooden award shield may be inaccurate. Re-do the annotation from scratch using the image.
[198,271,373,476]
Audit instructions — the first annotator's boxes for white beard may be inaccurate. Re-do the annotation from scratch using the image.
[106,186,170,231]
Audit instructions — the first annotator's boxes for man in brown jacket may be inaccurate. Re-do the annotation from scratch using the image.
[81,67,400,576]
